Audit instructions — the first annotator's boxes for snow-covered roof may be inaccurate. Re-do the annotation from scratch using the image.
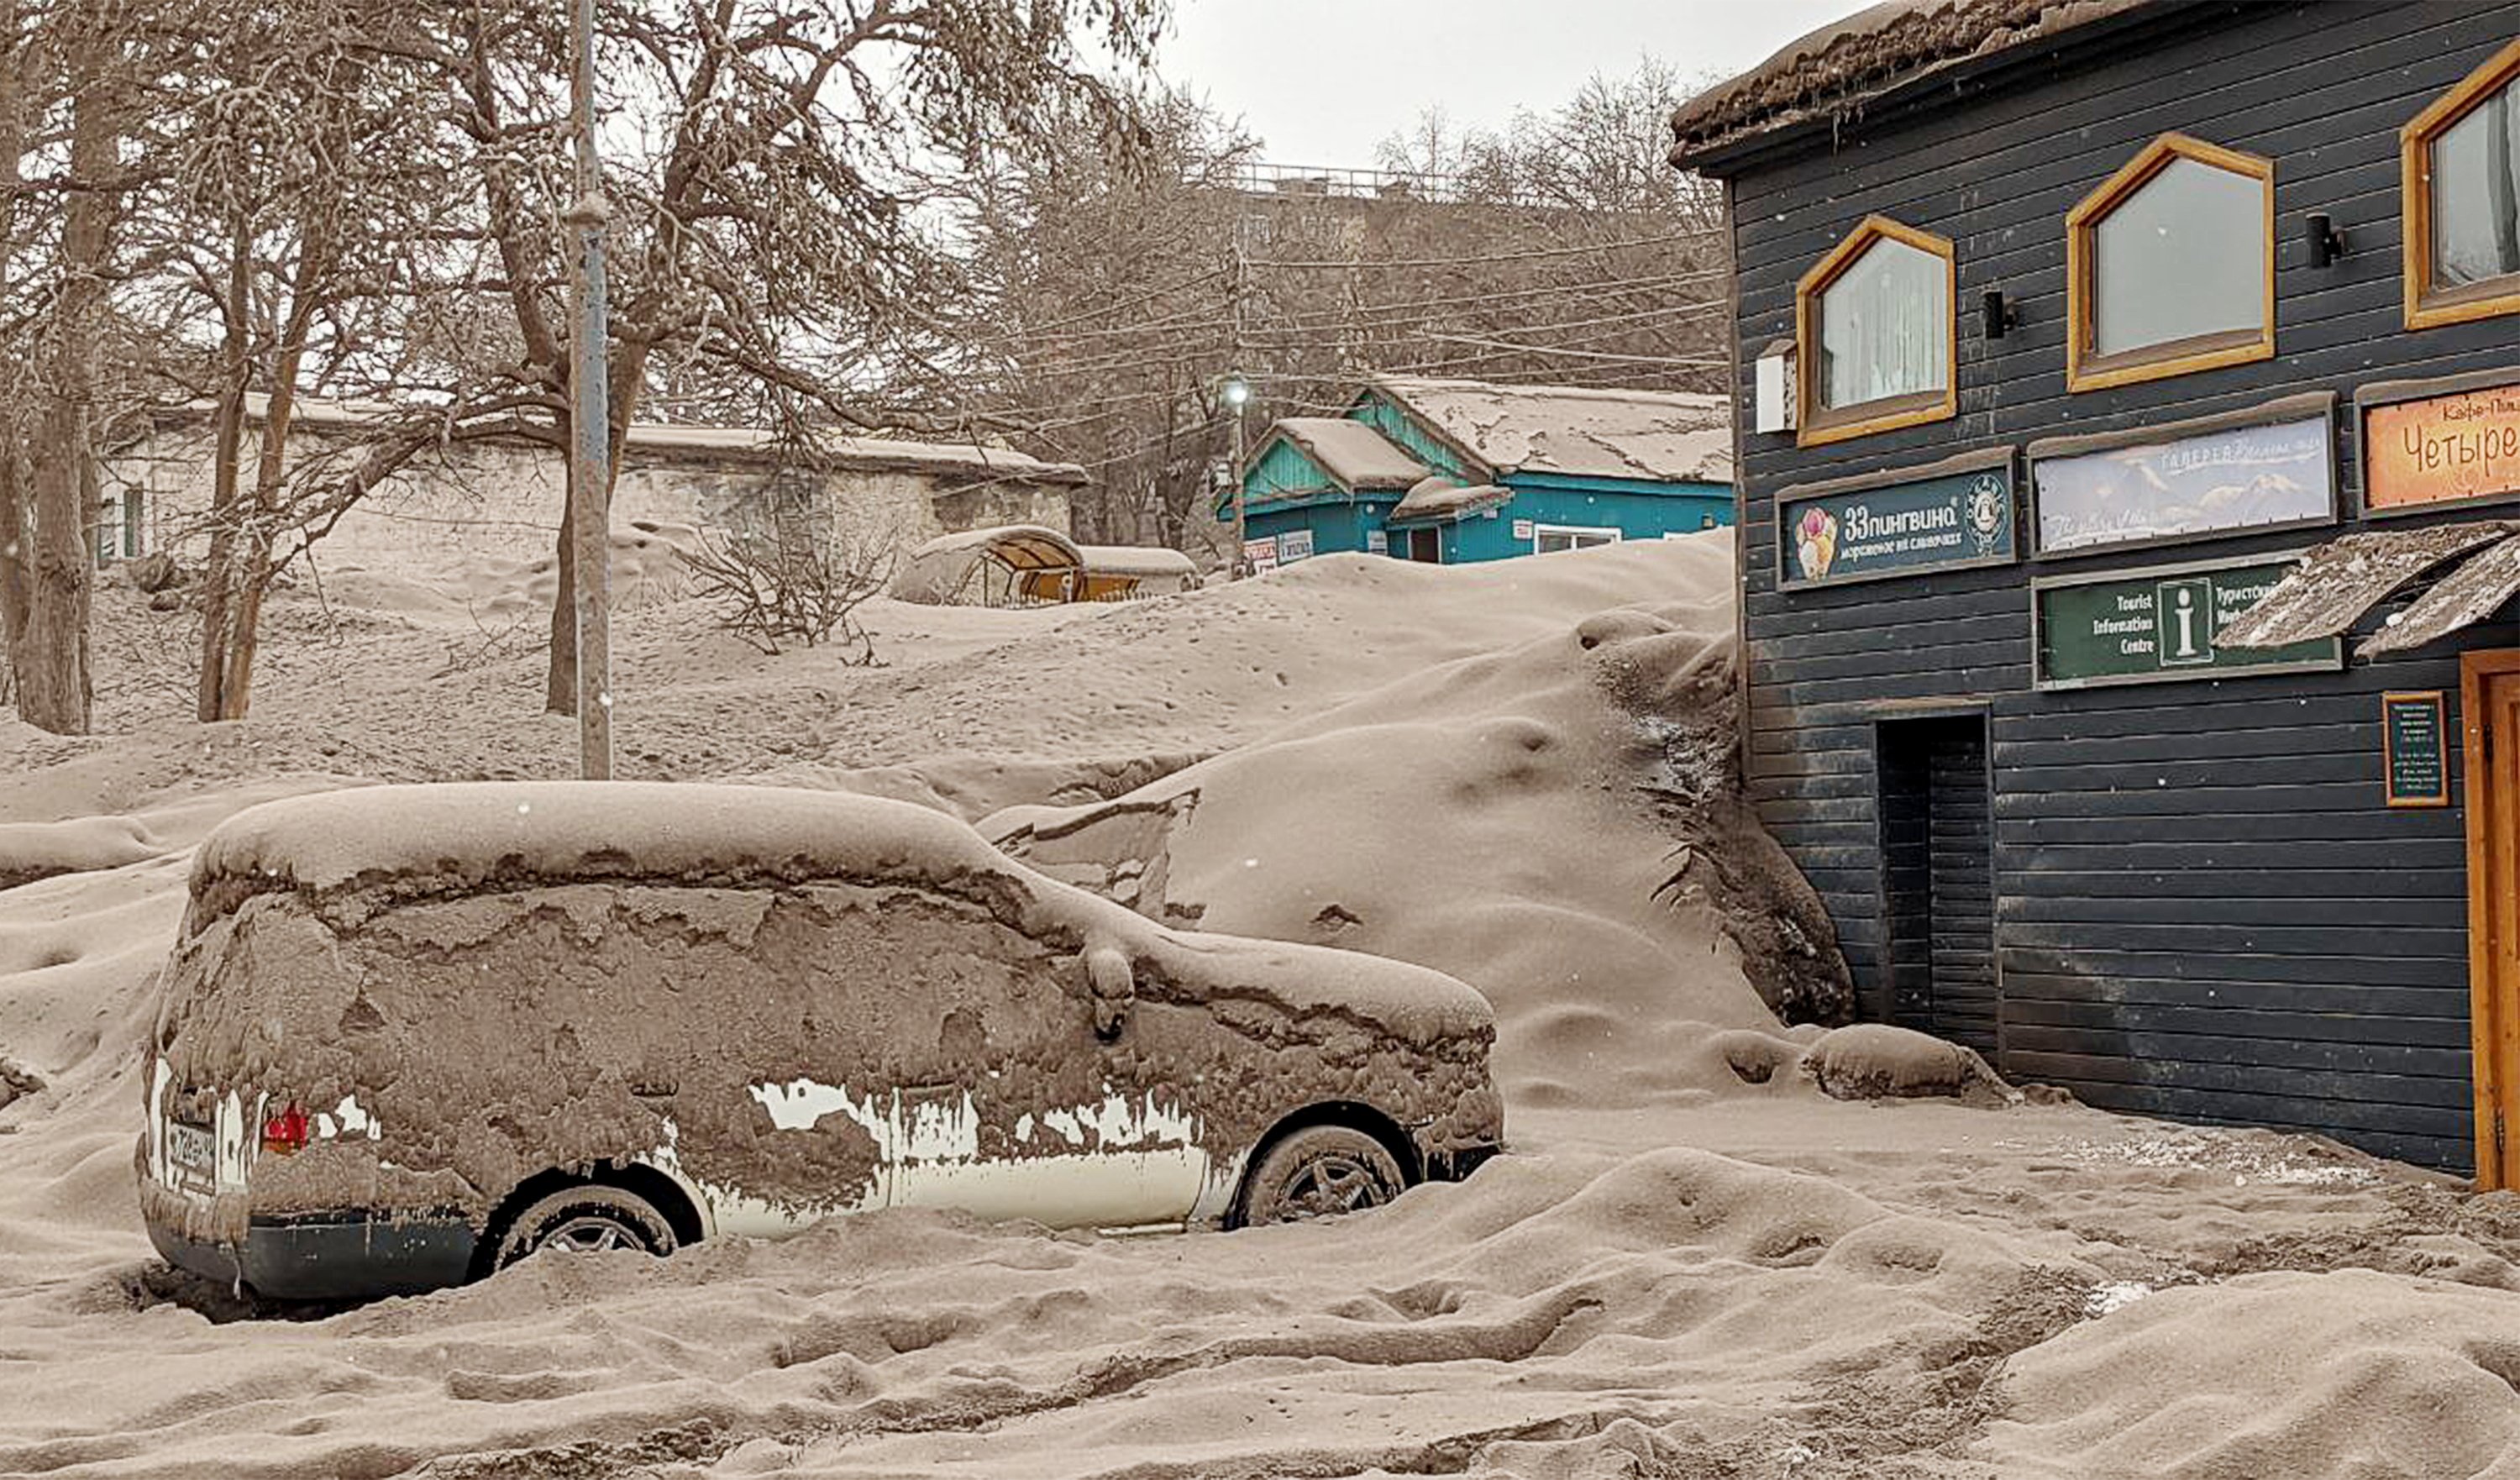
[144,393,1090,486]
[1259,417,1431,491]
[1386,477,1514,526]
[1076,544,1199,579]
[1366,376,1732,485]
[624,423,1091,486]
[1668,0,2156,169]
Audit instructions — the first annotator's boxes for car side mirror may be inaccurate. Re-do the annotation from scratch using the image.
[1085,946,1134,1042]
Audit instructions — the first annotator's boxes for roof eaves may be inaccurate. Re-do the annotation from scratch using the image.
[1669,0,2201,176]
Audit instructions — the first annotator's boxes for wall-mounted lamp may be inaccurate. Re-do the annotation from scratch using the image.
[1982,288,2019,340]
[2304,211,2349,269]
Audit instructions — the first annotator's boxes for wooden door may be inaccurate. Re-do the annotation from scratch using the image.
[2465,653,2520,1189]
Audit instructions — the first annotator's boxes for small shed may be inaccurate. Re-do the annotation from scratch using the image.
[891,526,1082,606]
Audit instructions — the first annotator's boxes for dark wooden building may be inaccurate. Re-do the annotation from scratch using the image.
[1672,0,2520,1178]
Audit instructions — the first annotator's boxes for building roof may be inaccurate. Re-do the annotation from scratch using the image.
[144,393,1091,487]
[1258,417,1431,491]
[1667,0,2160,170]
[1366,376,1732,485]
[622,423,1092,486]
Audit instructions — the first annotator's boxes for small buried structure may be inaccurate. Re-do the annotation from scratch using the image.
[1067,545,1199,601]
[892,527,1197,607]
[892,526,1082,606]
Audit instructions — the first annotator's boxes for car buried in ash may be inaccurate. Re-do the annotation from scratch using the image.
[139,782,1503,1301]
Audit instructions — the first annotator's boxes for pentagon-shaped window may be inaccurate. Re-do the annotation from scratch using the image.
[1793,217,1956,446]
[2066,134,2274,392]
[2405,38,2520,330]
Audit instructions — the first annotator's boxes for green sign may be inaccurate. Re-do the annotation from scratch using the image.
[1778,461,2016,588]
[2033,557,2342,690]
[2382,691,2450,808]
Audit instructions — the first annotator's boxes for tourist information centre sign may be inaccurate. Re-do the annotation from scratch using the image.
[2032,554,2342,690]
[1775,450,2018,590]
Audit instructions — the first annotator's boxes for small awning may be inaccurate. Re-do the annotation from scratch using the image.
[1386,476,1511,526]
[2365,533,2520,657]
[2219,519,2518,653]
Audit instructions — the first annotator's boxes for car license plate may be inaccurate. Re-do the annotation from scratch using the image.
[167,1121,216,1189]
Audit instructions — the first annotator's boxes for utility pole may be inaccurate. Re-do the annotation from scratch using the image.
[1226,214,1251,578]
[564,0,613,779]
[1224,372,1250,575]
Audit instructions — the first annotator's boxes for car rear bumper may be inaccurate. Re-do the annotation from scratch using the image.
[145,1209,477,1302]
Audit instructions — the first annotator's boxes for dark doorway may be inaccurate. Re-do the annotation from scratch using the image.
[1877,714,1996,1058]
[1405,527,1441,563]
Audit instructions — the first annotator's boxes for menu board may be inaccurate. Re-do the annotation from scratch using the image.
[2034,557,2342,690]
[2381,690,2450,808]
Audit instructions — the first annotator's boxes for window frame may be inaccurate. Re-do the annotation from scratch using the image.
[1531,523,1622,554]
[1792,215,1957,448]
[2402,37,2520,332]
[2065,133,2276,393]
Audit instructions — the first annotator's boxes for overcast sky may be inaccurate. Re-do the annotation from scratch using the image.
[1161,0,1862,166]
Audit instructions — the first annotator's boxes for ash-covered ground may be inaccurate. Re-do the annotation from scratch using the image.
[5,534,2519,1479]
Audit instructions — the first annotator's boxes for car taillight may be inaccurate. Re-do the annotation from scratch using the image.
[260,1103,310,1157]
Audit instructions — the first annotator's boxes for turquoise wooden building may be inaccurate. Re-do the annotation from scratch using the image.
[1225,375,1733,569]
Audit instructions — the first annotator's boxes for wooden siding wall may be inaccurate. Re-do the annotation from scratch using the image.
[1732,0,2520,1170]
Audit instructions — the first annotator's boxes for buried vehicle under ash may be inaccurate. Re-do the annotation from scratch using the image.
[137,782,1503,1300]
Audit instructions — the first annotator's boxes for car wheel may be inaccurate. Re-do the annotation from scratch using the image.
[492,1183,679,1270]
[1236,1125,1408,1225]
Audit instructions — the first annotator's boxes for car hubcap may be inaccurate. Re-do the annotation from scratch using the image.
[1285,1154,1389,1218]
[538,1215,638,1253]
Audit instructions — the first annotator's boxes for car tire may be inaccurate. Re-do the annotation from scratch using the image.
[1236,1124,1409,1226]
[492,1183,679,1270]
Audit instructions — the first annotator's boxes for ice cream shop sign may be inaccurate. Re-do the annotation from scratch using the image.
[1774,448,2018,589]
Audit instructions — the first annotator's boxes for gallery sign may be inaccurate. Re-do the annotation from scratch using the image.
[2032,554,2343,690]
[2029,395,2338,557]
[1775,449,2017,590]
[2360,370,2520,517]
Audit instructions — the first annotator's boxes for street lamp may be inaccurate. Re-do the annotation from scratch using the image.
[1221,373,1252,577]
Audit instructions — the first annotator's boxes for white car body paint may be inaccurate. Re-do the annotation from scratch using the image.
[725,1077,1215,1233]
[318,1094,381,1141]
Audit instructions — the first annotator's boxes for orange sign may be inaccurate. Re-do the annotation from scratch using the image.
[2365,383,2520,512]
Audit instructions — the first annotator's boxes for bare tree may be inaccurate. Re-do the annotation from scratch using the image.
[412,0,1164,716]
[955,61,1730,565]
[12,1,129,733]
[154,0,465,721]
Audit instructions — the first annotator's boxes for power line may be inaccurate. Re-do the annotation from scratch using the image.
[1249,229,1712,270]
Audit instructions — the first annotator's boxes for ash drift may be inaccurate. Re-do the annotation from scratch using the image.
[137,782,1502,1299]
